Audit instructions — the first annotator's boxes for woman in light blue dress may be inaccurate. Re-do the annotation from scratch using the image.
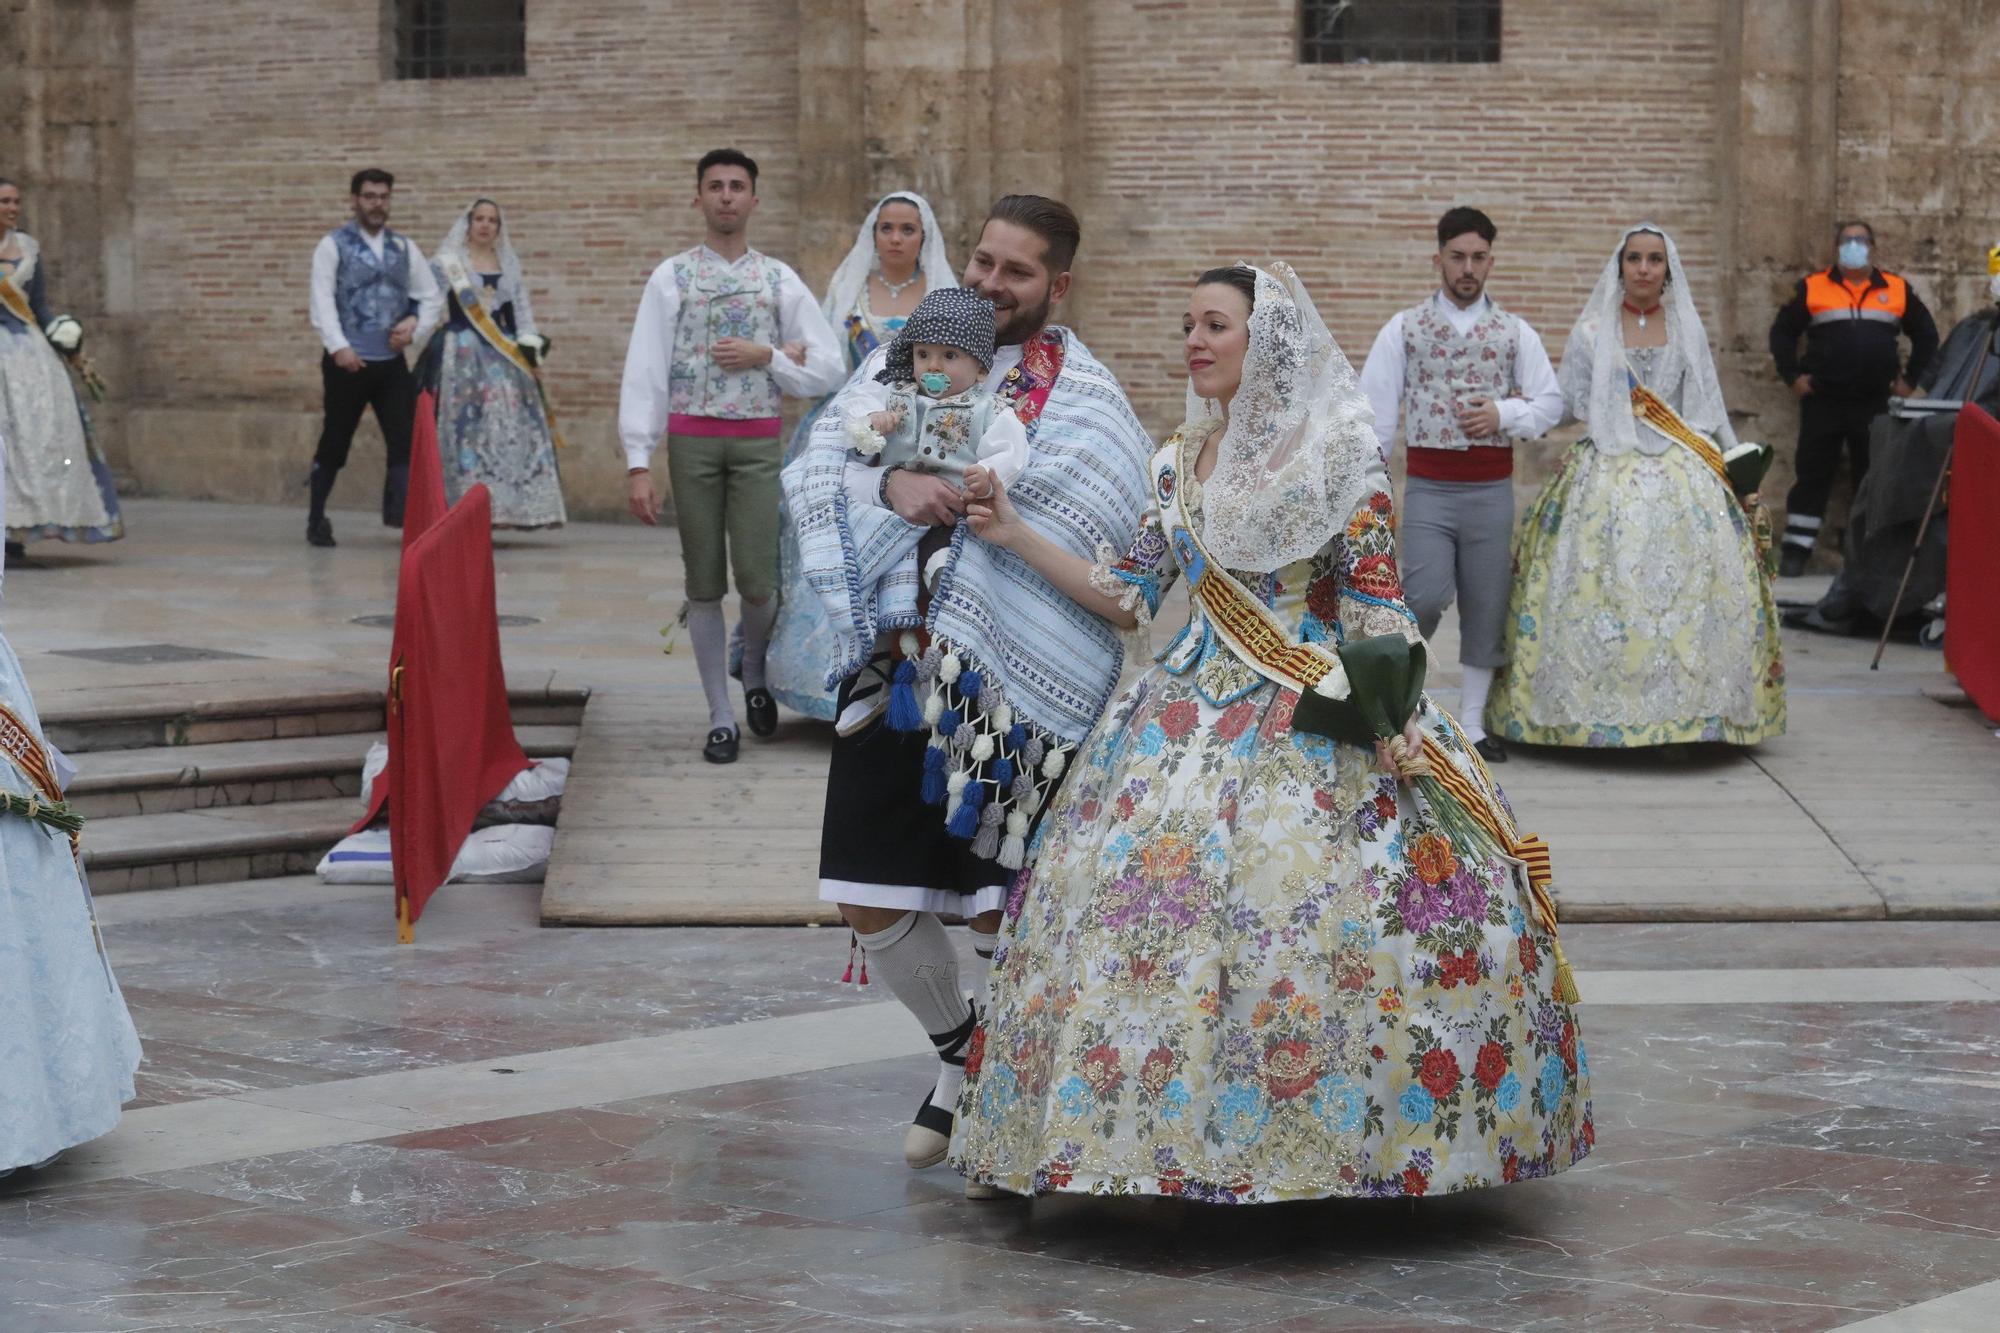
[0,457,141,1176]
[755,192,956,719]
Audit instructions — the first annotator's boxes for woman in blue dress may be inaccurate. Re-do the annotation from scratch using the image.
[418,198,565,529]
[757,193,956,720]
[0,451,141,1178]
[0,177,123,559]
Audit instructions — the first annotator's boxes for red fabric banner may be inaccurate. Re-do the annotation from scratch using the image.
[353,485,531,936]
[404,388,449,547]
[1946,405,2000,718]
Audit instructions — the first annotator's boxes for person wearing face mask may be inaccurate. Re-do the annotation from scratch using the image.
[1769,221,1940,577]
[950,262,1590,1203]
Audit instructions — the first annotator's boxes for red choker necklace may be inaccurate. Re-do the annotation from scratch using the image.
[1622,300,1662,328]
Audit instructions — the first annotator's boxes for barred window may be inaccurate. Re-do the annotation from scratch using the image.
[390,0,526,80]
[1300,0,1501,65]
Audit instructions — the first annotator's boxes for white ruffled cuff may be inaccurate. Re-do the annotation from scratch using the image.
[1088,541,1152,664]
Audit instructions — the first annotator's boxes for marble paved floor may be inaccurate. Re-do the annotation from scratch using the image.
[5,876,2000,1332]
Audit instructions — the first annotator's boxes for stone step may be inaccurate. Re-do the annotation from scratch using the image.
[65,725,579,819]
[43,682,590,754]
[82,796,362,894]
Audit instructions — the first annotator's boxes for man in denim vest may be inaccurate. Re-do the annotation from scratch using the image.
[305,168,444,547]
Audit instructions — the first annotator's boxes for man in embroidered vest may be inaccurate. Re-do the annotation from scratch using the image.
[305,168,444,548]
[1359,206,1564,763]
[620,148,845,764]
[782,195,1151,1188]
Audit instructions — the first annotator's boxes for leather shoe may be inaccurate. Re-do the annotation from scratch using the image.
[744,687,778,738]
[306,516,336,548]
[1473,735,1508,764]
[1778,545,1809,578]
[702,727,739,764]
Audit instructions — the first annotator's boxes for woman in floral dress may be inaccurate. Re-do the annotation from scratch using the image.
[1488,224,1784,748]
[948,262,1591,1203]
[419,198,565,529]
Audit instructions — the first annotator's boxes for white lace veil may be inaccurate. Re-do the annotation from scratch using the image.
[817,192,956,327]
[1186,261,1375,574]
[436,197,527,321]
[1560,222,1735,455]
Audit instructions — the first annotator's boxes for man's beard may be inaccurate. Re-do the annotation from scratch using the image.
[993,289,1053,345]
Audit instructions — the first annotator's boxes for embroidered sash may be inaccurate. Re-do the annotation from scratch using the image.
[0,698,87,846]
[1157,436,1576,1001]
[1628,371,1730,488]
[1158,431,1353,703]
[0,267,38,328]
[1629,370,1775,569]
[440,253,566,449]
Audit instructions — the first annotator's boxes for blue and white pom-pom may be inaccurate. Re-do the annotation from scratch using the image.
[886,631,924,731]
[999,809,1031,869]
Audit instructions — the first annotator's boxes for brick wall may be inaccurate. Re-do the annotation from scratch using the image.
[121,0,801,516]
[1068,0,1732,451]
[24,0,1992,527]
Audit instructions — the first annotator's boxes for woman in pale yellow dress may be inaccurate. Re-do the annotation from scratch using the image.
[1489,224,1784,749]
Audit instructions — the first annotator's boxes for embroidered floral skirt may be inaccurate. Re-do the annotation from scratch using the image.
[0,635,140,1170]
[0,329,122,544]
[431,329,565,530]
[951,666,1593,1202]
[1489,440,1785,748]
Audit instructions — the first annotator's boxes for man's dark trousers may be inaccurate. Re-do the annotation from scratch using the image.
[311,352,415,527]
[1783,393,1883,554]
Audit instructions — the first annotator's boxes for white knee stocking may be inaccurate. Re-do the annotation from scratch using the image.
[1460,664,1495,743]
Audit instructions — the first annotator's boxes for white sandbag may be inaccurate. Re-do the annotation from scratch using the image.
[316,827,394,884]
[315,823,552,886]
[481,758,568,825]
[358,741,389,810]
[449,823,554,883]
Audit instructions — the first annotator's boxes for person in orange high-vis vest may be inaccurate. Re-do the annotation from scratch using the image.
[1769,220,1938,577]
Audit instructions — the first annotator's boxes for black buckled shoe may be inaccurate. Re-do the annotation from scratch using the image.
[702,727,739,764]
[1473,735,1508,764]
[306,516,336,548]
[744,687,778,738]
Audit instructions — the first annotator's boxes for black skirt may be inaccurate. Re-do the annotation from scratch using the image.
[818,672,1005,903]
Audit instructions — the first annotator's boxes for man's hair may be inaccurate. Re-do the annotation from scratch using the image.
[985,194,1081,274]
[697,148,759,191]
[1836,219,1876,244]
[1437,206,1497,249]
[350,168,394,196]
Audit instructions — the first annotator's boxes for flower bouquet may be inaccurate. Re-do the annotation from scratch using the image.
[1292,632,1506,866]
[43,314,106,402]
[1723,440,1773,498]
